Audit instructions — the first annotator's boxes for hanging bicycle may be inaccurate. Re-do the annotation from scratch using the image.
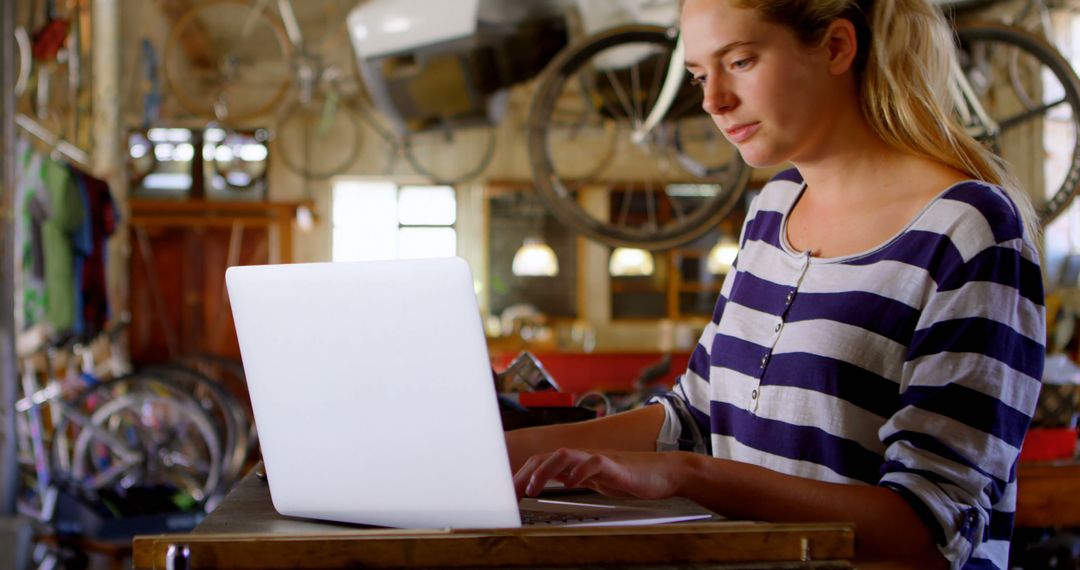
[527,24,751,250]
[162,0,293,124]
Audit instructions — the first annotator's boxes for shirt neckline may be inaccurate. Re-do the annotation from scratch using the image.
[776,178,985,264]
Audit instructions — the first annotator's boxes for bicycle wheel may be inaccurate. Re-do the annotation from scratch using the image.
[136,366,251,490]
[527,25,751,250]
[163,0,292,123]
[403,121,496,185]
[275,93,364,180]
[54,376,224,505]
[956,22,1080,224]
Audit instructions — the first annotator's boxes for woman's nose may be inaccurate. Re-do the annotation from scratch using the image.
[701,79,737,116]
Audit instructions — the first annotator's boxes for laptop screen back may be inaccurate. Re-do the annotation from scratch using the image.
[226,257,521,528]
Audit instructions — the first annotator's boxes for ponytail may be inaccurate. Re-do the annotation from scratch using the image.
[861,0,1040,242]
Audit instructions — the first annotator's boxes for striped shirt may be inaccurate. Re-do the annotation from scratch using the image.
[652,169,1045,570]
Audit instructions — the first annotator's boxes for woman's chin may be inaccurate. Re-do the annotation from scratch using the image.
[737,150,786,170]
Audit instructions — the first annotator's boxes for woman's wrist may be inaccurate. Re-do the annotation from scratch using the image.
[671,450,709,498]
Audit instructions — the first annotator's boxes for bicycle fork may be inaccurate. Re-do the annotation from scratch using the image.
[633,32,686,144]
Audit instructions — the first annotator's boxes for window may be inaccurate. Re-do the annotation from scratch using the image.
[332,181,457,262]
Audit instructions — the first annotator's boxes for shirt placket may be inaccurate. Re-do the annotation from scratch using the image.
[751,251,812,413]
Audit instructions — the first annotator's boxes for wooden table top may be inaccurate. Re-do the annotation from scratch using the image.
[132,471,855,569]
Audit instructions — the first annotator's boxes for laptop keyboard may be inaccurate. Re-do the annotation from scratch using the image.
[520,509,604,525]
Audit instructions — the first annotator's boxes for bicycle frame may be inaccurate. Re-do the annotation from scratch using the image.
[636,33,685,144]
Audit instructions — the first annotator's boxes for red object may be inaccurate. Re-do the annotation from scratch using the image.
[491,352,692,395]
[1019,427,1079,462]
[32,19,70,62]
[518,391,576,408]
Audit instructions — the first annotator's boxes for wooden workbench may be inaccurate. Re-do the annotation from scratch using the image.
[1017,460,1080,528]
[132,472,855,569]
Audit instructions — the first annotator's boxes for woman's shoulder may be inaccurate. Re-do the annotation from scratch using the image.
[923,180,1028,250]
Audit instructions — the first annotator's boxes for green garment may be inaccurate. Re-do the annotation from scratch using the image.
[40,159,85,333]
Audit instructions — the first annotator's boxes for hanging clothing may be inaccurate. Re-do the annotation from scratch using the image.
[15,139,50,332]
[39,157,85,334]
[72,168,118,337]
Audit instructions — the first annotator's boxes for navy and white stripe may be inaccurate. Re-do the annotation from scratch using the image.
[652,169,1044,570]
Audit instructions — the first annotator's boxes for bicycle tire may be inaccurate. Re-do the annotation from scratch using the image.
[275,95,364,181]
[163,0,293,123]
[403,122,497,185]
[527,25,751,250]
[956,22,1080,224]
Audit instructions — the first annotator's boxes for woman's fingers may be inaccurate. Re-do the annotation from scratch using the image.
[514,448,586,498]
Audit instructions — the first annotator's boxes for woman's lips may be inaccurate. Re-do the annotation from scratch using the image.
[724,122,760,144]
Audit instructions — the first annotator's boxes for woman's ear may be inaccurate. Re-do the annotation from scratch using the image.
[823,18,859,75]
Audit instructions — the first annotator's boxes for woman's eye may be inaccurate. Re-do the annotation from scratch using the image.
[689,75,707,88]
[731,58,754,70]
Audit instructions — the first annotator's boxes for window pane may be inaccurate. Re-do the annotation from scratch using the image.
[398,227,456,259]
[398,185,456,225]
[332,181,398,261]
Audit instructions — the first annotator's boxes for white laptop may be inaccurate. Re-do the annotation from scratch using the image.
[225,257,715,529]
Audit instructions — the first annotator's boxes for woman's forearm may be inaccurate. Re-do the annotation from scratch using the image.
[674,452,947,568]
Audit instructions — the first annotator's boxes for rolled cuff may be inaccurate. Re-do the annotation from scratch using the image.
[880,472,987,569]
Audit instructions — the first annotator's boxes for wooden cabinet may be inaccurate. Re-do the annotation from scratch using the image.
[128,199,304,365]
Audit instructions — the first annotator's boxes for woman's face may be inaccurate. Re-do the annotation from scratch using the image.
[681,0,851,167]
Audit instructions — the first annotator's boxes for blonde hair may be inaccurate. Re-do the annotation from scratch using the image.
[734,0,1041,242]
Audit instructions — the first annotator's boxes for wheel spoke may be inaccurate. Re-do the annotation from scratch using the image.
[603,68,640,125]
[631,61,643,125]
[666,190,688,222]
[997,97,1069,133]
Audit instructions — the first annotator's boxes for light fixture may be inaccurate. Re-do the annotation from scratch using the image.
[512,237,559,277]
[609,247,655,276]
[295,204,315,233]
[707,237,739,274]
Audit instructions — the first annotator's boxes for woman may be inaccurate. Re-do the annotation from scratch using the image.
[507,1,1045,568]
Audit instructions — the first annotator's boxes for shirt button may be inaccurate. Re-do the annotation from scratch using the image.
[751,389,758,399]
[774,323,781,333]
[786,291,795,304]
[760,355,769,368]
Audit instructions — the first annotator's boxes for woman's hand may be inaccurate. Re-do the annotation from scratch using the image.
[512,448,690,500]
